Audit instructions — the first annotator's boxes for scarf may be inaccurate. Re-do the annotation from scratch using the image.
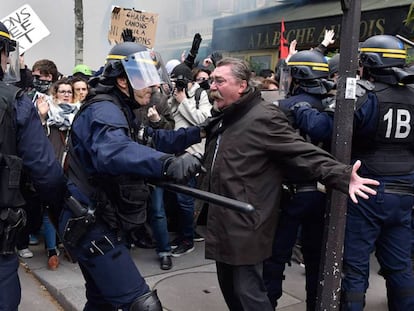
[47,101,80,131]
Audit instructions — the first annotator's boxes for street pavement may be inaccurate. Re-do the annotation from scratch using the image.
[19,227,388,311]
[19,261,63,310]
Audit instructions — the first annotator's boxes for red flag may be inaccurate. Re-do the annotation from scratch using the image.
[280,18,289,59]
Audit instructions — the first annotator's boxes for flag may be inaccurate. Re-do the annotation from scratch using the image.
[280,18,289,59]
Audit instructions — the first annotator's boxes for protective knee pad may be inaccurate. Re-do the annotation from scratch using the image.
[129,290,162,311]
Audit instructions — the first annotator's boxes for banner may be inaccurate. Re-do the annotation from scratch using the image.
[1,4,50,54]
[108,6,159,48]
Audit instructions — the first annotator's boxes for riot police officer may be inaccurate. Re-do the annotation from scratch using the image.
[341,34,414,311]
[263,50,335,310]
[0,22,66,310]
[282,35,414,310]
[59,42,204,310]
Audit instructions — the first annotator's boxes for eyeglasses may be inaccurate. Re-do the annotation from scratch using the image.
[209,77,227,86]
[57,90,73,95]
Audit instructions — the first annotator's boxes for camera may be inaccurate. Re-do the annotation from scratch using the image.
[172,75,189,92]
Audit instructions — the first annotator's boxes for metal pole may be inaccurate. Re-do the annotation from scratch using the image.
[317,0,361,309]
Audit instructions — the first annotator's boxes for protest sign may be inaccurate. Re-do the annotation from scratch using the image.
[1,4,50,54]
[108,6,159,48]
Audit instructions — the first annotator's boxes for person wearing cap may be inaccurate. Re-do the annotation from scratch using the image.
[0,21,66,310]
[72,63,93,81]
[165,59,181,76]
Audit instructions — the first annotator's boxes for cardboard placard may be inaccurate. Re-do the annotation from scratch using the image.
[1,4,50,54]
[108,6,159,48]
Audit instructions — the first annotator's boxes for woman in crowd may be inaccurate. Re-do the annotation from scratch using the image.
[36,78,79,270]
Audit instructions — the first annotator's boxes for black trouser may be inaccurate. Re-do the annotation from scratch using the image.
[216,261,273,311]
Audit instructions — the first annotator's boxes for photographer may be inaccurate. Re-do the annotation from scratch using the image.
[168,63,211,256]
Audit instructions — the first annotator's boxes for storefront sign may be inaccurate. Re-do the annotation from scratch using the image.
[212,6,412,51]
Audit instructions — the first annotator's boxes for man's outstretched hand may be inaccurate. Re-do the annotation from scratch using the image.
[348,160,379,204]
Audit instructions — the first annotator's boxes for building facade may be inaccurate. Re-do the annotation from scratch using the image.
[211,0,414,72]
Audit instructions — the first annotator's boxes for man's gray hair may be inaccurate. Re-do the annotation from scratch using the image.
[216,57,252,85]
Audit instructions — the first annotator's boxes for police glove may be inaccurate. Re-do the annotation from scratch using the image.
[162,153,204,184]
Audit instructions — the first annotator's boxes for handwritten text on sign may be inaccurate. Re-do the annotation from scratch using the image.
[108,7,159,48]
[1,4,50,54]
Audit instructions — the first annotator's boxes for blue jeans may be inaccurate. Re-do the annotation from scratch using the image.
[175,178,195,241]
[43,212,57,251]
[149,187,171,257]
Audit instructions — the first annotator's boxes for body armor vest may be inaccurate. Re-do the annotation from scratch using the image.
[67,91,149,232]
[0,82,25,208]
[353,82,414,175]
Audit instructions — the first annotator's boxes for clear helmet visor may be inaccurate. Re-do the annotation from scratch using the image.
[122,50,170,91]
[3,41,20,83]
[278,63,291,97]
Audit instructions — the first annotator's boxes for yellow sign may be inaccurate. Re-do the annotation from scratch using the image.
[108,6,159,48]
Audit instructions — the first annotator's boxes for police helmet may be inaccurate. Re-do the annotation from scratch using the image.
[288,50,329,80]
[359,35,406,68]
[0,21,16,56]
[328,54,340,78]
[103,42,147,78]
[103,42,169,91]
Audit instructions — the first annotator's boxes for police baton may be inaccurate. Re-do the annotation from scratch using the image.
[152,182,255,214]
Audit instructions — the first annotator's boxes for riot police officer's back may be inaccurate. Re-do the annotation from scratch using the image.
[341,34,414,311]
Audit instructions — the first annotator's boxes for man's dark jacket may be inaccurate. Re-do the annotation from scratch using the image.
[201,88,351,265]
